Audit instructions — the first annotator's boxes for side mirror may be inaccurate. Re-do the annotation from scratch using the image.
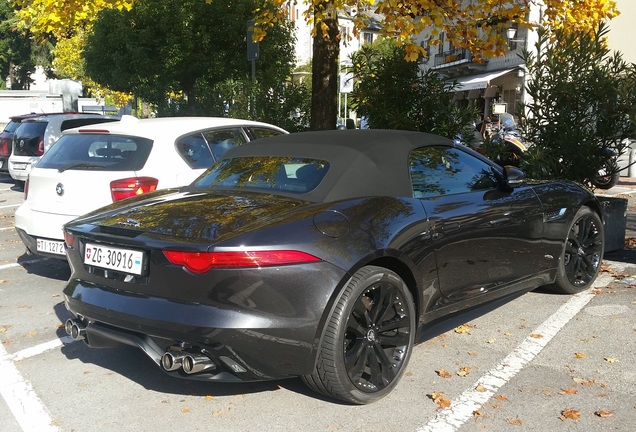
[503,166,526,189]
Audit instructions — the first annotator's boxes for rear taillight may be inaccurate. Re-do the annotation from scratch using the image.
[0,137,8,156]
[24,175,29,199]
[163,250,321,274]
[36,136,45,156]
[64,231,75,248]
[110,177,159,202]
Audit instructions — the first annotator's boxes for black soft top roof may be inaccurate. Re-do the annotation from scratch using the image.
[221,129,454,202]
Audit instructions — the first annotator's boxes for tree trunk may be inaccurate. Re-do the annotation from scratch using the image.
[310,2,340,131]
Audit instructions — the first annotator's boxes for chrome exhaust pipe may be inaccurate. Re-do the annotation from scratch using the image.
[161,350,187,372]
[182,354,216,374]
[64,319,87,341]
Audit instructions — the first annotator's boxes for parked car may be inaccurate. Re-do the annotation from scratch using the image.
[61,129,604,404]
[9,113,120,185]
[14,116,287,259]
[0,113,41,174]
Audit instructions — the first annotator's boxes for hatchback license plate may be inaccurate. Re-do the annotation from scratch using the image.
[84,243,144,275]
[12,163,27,170]
[36,239,67,256]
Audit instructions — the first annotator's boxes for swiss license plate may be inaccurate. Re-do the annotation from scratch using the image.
[36,239,67,256]
[84,243,144,275]
[12,163,27,170]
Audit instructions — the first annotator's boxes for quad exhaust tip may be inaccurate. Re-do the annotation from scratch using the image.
[64,319,86,341]
[182,354,215,374]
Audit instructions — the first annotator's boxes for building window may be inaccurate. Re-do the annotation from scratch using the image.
[363,32,373,44]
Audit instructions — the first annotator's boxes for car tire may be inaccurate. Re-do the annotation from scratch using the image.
[549,206,604,294]
[302,265,415,404]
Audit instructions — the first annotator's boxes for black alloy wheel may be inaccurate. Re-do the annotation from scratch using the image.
[550,206,604,294]
[303,266,415,404]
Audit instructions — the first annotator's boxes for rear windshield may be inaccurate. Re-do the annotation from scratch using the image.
[14,121,47,139]
[193,156,329,194]
[37,133,153,171]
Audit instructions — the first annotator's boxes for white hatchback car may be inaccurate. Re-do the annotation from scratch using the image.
[14,116,287,259]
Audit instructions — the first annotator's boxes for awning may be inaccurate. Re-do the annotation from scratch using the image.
[453,68,515,91]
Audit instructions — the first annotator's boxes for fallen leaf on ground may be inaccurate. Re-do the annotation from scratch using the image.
[404,371,413,377]
[475,385,487,392]
[573,377,595,386]
[604,357,620,363]
[473,410,483,417]
[595,410,613,418]
[574,352,587,359]
[204,395,214,401]
[530,333,543,339]
[495,395,508,401]
[181,408,190,413]
[436,369,452,379]
[457,366,471,377]
[506,417,523,426]
[560,409,581,421]
[467,351,478,356]
[430,392,451,409]
[0,326,8,333]
[454,324,472,334]
[559,388,578,395]
[487,338,496,344]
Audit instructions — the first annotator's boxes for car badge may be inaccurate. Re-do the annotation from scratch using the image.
[55,183,64,196]
[116,218,142,228]
[19,139,25,150]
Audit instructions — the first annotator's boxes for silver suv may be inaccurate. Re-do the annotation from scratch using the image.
[9,113,119,184]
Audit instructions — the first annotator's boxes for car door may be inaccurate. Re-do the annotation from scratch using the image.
[410,145,545,302]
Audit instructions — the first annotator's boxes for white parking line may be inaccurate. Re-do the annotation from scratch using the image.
[0,259,45,271]
[0,203,20,209]
[417,272,613,432]
[0,226,14,231]
[0,341,60,431]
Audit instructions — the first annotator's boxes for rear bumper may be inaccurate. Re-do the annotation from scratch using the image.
[63,260,348,381]
[15,204,77,259]
[0,156,8,173]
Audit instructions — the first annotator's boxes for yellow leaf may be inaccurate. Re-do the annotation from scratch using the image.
[495,395,508,401]
[559,387,578,395]
[595,410,613,418]
[487,338,496,344]
[181,408,190,414]
[560,409,581,420]
[457,366,471,377]
[506,417,523,426]
[604,357,619,363]
[436,369,452,379]
[454,324,472,334]
[430,392,451,409]
[204,395,214,401]
[574,352,587,359]
[475,385,487,392]
[530,333,543,339]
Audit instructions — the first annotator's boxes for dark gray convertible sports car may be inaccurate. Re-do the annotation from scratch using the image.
[62,129,604,404]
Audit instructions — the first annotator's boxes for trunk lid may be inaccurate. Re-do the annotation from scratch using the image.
[74,190,308,243]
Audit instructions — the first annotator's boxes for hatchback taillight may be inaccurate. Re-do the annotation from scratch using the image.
[36,136,45,156]
[110,177,159,202]
[0,137,9,156]
[63,231,76,248]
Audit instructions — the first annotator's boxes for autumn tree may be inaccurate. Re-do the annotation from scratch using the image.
[14,0,619,126]
[255,0,619,129]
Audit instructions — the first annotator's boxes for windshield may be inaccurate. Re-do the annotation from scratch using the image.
[193,156,329,194]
